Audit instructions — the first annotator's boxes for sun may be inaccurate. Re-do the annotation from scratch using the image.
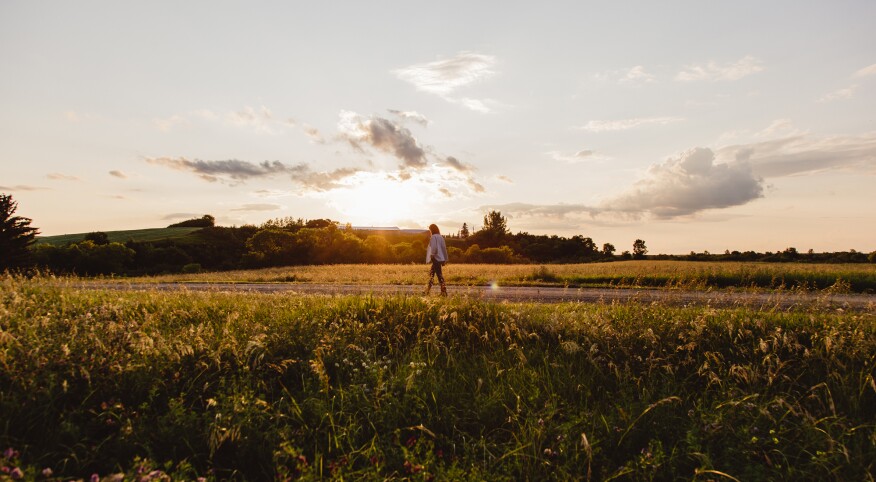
[329,173,427,226]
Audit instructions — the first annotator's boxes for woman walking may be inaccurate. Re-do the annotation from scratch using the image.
[425,223,448,296]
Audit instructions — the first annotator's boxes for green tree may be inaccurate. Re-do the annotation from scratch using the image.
[0,193,39,271]
[602,243,616,256]
[632,239,648,259]
[84,231,110,245]
[460,222,470,239]
[482,210,508,235]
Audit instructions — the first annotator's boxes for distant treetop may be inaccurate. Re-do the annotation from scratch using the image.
[168,215,215,228]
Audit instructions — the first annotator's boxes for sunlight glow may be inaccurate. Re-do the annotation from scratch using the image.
[328,172,427,226]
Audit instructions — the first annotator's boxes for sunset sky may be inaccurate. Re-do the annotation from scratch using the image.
[2,1,874,254]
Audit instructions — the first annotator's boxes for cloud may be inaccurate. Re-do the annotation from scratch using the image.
[497,175,513,183]
[337,111,427,169]
[0,185,47,191]
[46,173,80,181]
[147,157,294,183]
[548,149,607,163]
[231,203,282,212]
[445,156,474,173]
[717,132,876,177]
[146,156,360,190]
[162,212,200,220]
[154,105,291,134]
[388,109,430,126]
[620,65,655,84]
[484,202,599,219]
[818,85,857,102]
[601,148,763,218]
[394,52,496,95]
[393,52,497,112]
[492,148,764,222]
[109,170,128,179]
[853,63,876,79]
[675,55,764,82]
[154,115,190,132]
[578,117,683,132]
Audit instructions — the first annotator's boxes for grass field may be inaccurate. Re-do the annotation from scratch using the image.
[35,227,203,246]
[138,260,876,293]
[1,275,874,480]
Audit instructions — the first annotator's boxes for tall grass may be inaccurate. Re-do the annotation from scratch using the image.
[133,261,876,293]
[1,275,874,480]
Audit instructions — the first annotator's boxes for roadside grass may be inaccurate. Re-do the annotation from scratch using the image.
[1,275,874,480]
[128,260,876,293]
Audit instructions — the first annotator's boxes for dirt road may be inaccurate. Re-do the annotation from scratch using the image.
[88,282,876,311]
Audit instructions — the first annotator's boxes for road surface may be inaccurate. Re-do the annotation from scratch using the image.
[84,282,876,311]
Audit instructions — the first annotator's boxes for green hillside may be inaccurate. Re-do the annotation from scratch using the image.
[35,227,203,246]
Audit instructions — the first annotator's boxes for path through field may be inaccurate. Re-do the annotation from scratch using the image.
[90,282,876,311]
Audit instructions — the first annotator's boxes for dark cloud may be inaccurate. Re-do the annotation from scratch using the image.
[445,156,473,172]
[146,157,359,191]
[338,113,427,169]
[109,170,128,179]
[717,133,876,177]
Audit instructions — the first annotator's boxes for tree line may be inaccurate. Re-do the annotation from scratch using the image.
[2,193,874,276]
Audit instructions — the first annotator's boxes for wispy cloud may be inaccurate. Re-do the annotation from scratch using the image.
[853,63,876,79]
[162,212,201,221]
[154,105,293,135]
[393,52,497,112]
[717,132,876,177]
[0,185,48,191]
[676,55,764,82]
[818,85,857,102]
[548,149,606,163]
[146,157,360,191]
[109,170,128,179]
[388,109,430,126]
[231,203,282,212]
[46,173,80,181]
[578,117,683,132]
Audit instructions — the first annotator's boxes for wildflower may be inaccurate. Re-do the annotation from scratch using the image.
[3,448,12,459]
[406,436,417,448]
[42,468,53,477]
[10,467,23,479]
[91,473,100,482]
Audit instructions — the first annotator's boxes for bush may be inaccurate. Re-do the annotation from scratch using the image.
[182,263,202,274]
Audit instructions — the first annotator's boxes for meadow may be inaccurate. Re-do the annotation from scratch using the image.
[137,260,876,293]
[34,228,203,246]
[1,275,874,480]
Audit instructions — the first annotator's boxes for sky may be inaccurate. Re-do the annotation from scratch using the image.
[1,1,874,254]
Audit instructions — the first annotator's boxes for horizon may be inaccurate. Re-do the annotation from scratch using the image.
[2,1,875,254]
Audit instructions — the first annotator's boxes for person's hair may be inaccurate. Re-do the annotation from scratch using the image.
[428,224,440,235]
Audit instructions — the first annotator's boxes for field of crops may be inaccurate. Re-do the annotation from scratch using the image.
[1,275,874,480]
[35,227,203,246]
[139,260,876,293]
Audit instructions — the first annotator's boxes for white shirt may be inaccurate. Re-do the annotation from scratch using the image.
[426,233,449,263]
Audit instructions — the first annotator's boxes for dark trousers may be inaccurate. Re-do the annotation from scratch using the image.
[429,260,445,285]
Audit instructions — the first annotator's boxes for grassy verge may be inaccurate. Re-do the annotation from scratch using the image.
[126,261,876,293]
[1,275,874,480]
